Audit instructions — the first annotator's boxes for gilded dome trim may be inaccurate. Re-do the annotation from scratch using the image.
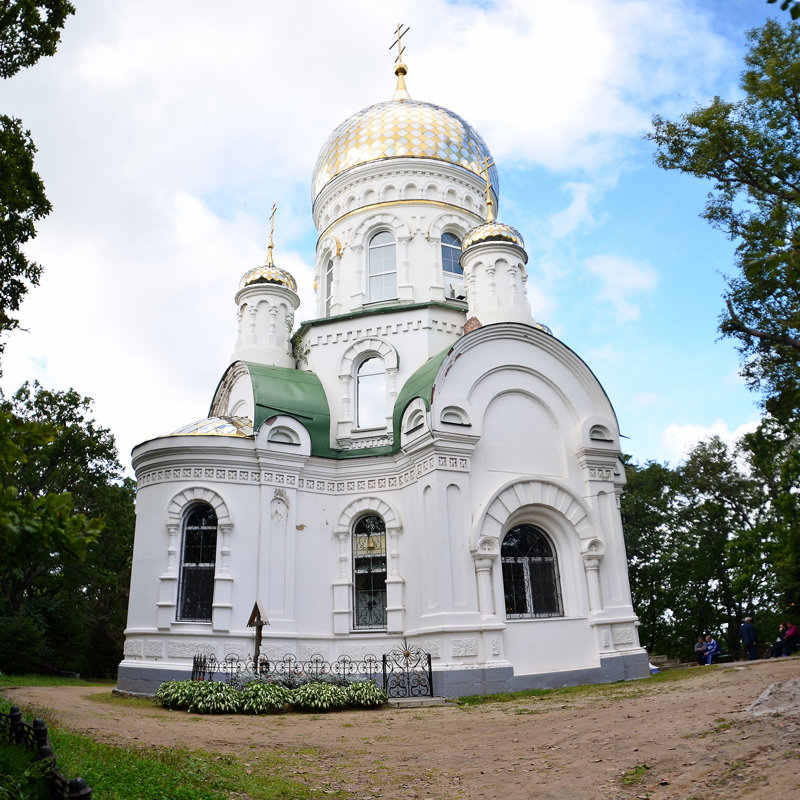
[312,99,499,204]
[239,265,298,292]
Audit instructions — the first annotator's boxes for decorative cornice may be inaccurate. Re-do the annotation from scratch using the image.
[136,452,470,495]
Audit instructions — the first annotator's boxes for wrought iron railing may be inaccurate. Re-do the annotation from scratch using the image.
[0,704,92,798]
[192,642,434,698]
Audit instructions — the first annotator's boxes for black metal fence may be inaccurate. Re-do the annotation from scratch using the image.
[192,642,434,698]
[0,704,92,798]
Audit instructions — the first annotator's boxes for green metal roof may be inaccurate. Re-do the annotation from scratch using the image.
[244,362,333,457]
[391,344,452,444]
[214,347,453,460]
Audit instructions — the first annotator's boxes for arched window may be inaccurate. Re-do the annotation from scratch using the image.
[501,524,563,619]
[325,259,334,315]
[177,504,218,622]
[441,231,462,275]
[368,231,397,302]
[356,356,386,428]
[352,514,387,629]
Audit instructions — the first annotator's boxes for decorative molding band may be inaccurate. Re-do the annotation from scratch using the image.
[138,453,469,494]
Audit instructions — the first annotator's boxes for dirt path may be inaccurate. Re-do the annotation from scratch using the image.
[4,658,800,799]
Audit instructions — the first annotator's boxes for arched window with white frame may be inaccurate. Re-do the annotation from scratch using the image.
[352,513,387,629]
[356,356,387,429]
[368,231,397,302]
[325,258,334,315]
[501,524,563,619]
[177,504,218,622]
[441,231,462,275]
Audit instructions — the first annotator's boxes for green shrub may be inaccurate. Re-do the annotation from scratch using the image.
[345,680,388,709]
[186,681,241,714]
[289,682,348,712]
[239,682,290,714]
[154,680,201,710]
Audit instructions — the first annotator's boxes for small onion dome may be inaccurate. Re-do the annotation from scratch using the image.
[312,98,498,204]
[533,322,553,335]
[172,416,254,437]
[239,265,298,292]
[462,221,525,252]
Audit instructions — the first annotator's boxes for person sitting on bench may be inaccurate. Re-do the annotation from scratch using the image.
[704,634,721,665]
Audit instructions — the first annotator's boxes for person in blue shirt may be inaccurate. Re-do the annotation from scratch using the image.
[704,634,721,665]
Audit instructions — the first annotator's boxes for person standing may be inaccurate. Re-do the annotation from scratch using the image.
[738,617,758,660]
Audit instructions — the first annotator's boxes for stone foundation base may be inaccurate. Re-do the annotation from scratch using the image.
[116,650,650,698]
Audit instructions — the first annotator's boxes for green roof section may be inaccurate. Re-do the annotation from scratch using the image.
[391,344,452,445]
[244,362,333,458]
[212,347,453,461]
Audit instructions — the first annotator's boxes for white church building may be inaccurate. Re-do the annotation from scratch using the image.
[116,52,648,697]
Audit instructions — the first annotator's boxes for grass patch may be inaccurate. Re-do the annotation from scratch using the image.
[86,692,154,710]
[0,742,50,800]
[0,673,110,690]
[457,667,707,707]
[0,697,343,799]
[49,730,333,800]
[621,763,651,785]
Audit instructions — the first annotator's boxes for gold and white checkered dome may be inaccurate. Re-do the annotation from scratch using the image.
[462,221,525,251]
[311,99,499,203]
[172,417,254,437]
[239,265,298,292]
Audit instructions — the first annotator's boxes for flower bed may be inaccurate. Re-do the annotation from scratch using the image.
[154,678,388,714]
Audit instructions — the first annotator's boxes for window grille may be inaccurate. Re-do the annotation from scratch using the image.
[501,524,563,618]
[352,514,387,629]
[178,504,218,621]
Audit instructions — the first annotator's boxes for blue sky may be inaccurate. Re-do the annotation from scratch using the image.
[0,0,783,472]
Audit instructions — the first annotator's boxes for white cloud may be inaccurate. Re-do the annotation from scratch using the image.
[584,254,658,321]
[662,418,761,463]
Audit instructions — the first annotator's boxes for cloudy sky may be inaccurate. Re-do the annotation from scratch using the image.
[1,0,780,473]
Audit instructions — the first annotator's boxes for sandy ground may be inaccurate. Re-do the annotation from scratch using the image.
[3,658,800,800]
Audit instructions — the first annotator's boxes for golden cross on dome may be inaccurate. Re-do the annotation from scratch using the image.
[480,157,496,223]
[390,23,410,65]
[390,23,411,100]
[266,203,277,266]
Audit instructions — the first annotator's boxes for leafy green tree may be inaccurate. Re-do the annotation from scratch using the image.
[673,437,770,655]
[0,0,75,78]
[647,20,800,418]
[0,1,74,357]
[767,0,800,23]
[622,437,778,660]
[0,382,134,676]
[741,416,800,613]
[620,457,679,654]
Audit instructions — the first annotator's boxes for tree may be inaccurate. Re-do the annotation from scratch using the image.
[0,382,135,676]
[622,437,779,660]
[647,20,800,417]
[0,1,74,357]
[767,0,800,23]
[620,457,679,654]
[0,0,74,78]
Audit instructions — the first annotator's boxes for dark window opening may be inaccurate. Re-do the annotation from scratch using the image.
[178,504,218,622]
[501,524,563,618]
[353,514,387,629]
